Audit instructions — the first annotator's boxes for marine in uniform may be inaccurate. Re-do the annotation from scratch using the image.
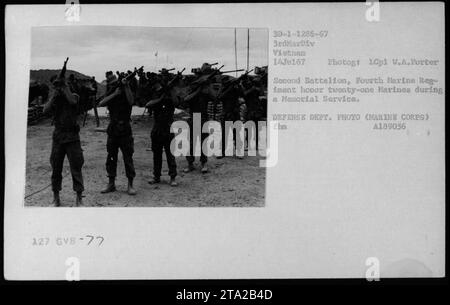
[145,75,178,186]
[183,63,216,173]
[242,78,264,122]
[242,78,265,148]
[43,74,84,207]
[98,71,137,195]
[217,76,243,158]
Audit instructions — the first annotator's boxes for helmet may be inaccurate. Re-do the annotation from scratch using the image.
[200,63,212,73]
[160,68,170,75]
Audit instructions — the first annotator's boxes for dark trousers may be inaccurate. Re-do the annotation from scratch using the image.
[186,117,208,164]
[106,135,136,180]
[246,111,263,151]
[221,113,240,156]
[151,133,177,178]
[50,140,84,193]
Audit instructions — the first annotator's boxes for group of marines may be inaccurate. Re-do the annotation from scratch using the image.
[44,60,267,206]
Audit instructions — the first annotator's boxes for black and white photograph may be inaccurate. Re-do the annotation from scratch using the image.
[3,2,445,284]
[25,26,268,207]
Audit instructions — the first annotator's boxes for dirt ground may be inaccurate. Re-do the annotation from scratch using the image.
[24,111,265,207]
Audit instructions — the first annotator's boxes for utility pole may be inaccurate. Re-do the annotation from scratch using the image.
[247,28,250,71]
[234,28,237,77]
[234,28,238,77]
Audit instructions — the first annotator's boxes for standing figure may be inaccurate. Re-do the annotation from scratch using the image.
[242,78,264,150]
[217,76,243,158]
[43,64,84,207]
[145,76,178,186]
[242,78,264,122]
[136,68,148,107]
[183,63,216,173]
[98,71,137,195]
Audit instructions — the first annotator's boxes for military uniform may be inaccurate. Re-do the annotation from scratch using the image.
[243,86,263,122]
[49,92,84,193]
[186,88,211,165]
[150,95,177,179]
[105,91,136,181]
[220,85,242,156]
[136,75,149,107]
[243,85,264,151]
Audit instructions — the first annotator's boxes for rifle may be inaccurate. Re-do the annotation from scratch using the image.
[158,68,176,73]
[166,68,185,89]
[96,66,144,104]
[53,57,69,87]
[60,57,69,79]
[50,57,69,126]
[146,68,186,109]
[220,68,245,74]
[121,66,142,84]
[219,69,254,96]
[211,69,254,117]
[189,65,224,90]
[136,66,145,76]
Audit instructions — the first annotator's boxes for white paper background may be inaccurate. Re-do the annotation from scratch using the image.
[4,3,445,279]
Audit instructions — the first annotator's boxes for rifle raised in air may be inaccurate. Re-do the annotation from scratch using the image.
[150,68,186,104]
[59,57,69,79]
[215,69,253,98]
[96,66,144,103]
[166,68,185,88]
[189,65,224,89]
[52,57,69,87]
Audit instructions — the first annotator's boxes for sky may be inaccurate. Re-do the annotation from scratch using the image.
[31,26,268,81]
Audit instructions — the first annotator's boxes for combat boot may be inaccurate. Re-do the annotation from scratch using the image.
[183,162,195,173]
[127,179,137,195]
[75,192,83,206]
[201,163,209,174]
[148,177,160,184]
[170,177,178,187]
[53,191,61,207]
[101,177,116,193]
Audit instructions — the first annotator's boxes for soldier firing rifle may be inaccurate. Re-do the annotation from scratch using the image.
[43,57,85,207]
